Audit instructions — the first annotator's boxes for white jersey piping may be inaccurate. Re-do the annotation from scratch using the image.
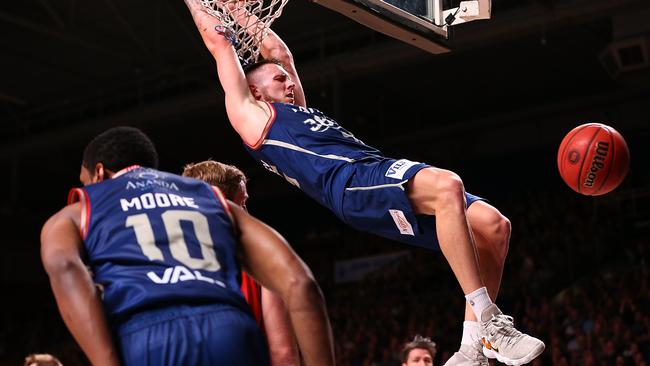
[345,180,407,191]
[262,139,357,163]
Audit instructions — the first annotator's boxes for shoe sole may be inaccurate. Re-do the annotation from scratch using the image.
[482,343,545,365]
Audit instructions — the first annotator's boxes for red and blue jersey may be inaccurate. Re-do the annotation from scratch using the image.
[68,166,250,327]
[240,272,265,333]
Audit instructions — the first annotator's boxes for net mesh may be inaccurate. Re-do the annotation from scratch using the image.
[200,0,289,65]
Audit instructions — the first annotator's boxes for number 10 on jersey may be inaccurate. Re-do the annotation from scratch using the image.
[126,210,221,271]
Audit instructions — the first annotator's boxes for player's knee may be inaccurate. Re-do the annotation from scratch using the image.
[434,170,466,206]
[469,202,511,260]
[484,212,510,260]
[409,168,466,214]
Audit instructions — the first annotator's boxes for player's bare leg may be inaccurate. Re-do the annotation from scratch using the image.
[408,167,544,365]
[466,201,510,321]
[407,167,484,294]
[445,202,510,365]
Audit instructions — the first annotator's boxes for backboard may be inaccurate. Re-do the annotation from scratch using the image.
[311,0,491,54]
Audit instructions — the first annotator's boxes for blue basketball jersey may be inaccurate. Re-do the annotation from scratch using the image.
[245,102,385,219]
[68,166,249,327]
[244,102,484,249]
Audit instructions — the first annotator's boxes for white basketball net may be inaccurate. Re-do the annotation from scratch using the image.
[200,0,289,65]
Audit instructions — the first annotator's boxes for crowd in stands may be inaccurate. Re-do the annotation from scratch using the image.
[0,188,647,365]
[323,190,649,365]
[326,248,648,366]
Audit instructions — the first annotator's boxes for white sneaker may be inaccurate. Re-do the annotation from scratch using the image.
[444,343,489,366]
[479,304,545,365]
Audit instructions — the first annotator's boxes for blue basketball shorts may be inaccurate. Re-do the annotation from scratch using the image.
[341,158,483,250]
[117,304,270,366]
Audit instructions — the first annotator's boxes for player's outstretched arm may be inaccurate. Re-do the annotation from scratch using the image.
[40,204,120,366]
[230,203,334,366]
[184,0,270,145]
[261,287,301,366]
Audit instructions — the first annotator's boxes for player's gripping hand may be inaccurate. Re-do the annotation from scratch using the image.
[184,0,234,54]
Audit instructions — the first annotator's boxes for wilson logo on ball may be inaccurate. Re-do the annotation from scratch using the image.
[583,141,609,188]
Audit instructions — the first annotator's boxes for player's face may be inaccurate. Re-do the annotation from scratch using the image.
[250,64,295,104]
[232,180,249,210]
[402,348,433,366]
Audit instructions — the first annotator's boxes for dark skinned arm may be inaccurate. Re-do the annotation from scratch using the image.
[230,202,334,366]
[40,204,120,366]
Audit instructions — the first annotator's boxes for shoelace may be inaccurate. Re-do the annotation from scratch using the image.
[464,347,484,360]
[487,314,524,348]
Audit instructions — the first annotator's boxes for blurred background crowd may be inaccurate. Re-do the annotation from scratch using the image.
[1,187,647,366]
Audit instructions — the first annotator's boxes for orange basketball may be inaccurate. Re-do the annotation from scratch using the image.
[557,123,630,196]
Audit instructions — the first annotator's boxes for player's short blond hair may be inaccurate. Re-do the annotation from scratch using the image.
[24,354,62,366]
[182,160,246,201]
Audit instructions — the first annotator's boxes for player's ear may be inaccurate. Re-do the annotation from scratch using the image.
[92,163,106,183]
[249,85,262,100]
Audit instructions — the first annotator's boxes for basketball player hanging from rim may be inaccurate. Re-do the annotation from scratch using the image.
[184,0,544,365]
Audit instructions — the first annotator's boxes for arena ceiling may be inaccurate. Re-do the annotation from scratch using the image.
[1,0,647,143]
[0,0,649,209]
